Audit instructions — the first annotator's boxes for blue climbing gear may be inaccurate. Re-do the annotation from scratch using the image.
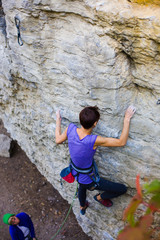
[60,165,75,183]
[157,99,160,105]
[60,159,100,185]
[70,158,100,184]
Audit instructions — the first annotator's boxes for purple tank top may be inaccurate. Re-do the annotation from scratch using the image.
[67,123,97,184]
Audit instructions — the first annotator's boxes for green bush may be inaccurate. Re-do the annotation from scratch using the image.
[117,176,160,240]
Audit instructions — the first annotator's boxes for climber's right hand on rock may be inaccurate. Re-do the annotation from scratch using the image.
[125,105,136,121]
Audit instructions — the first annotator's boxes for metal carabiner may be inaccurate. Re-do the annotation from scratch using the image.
[157,99,160,105]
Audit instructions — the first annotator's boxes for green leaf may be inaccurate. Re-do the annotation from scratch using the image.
[149,194,160,211]
[145,207,152,215]
[123,194,142,226]
[143,180,160,194]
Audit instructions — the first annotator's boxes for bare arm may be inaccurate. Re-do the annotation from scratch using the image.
[94,106,136,147]
[55,110,68,144]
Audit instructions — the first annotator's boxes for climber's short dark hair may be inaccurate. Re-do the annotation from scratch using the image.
[79,106,100,129]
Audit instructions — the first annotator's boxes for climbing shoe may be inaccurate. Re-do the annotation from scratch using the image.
[80,201,89,215]
[94,194,113,207]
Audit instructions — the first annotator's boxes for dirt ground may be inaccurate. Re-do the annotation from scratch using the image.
[0,120,92,240]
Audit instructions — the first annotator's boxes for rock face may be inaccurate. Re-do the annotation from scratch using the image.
[0,0,160,239]
[0,134,13,157]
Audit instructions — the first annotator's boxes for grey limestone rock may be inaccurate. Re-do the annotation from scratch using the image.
[0,134,13,157]
[0,0,160,239]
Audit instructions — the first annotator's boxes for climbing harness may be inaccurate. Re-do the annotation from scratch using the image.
[15,16,23,46]
[49,183,78,240]
[60,159,100,185]
[157,99,160,105]
[70,158,100,184]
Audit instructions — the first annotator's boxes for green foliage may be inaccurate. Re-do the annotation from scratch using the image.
[143,180,160,194]
[117,176,160,240]
[149,194,160,210]
[123,194,142,227]
[117,215,153,240]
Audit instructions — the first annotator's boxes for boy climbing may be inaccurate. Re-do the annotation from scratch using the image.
[55,105,136,215]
